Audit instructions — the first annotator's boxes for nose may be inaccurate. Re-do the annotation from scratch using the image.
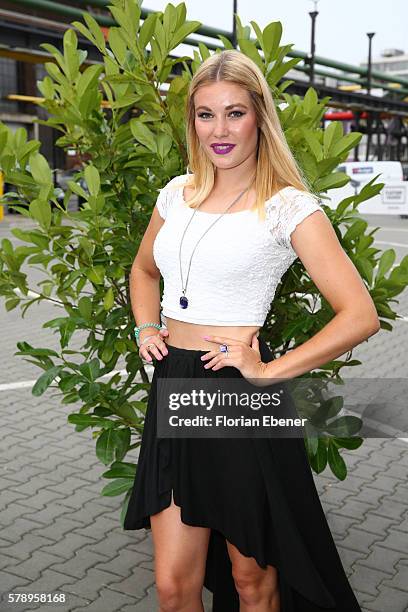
[212,116,229,137]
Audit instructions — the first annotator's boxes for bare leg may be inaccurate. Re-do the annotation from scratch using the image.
[227,540,280,612]
[150,491,211,612]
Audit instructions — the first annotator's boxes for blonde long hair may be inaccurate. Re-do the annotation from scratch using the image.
[168,50,313,220]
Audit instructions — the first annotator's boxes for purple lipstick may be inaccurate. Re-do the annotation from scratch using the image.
[210,143,236,155]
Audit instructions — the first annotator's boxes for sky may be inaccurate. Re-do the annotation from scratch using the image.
[142,0,407,67]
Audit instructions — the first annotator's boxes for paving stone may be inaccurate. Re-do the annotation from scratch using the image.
[378,440,408,459]
[348,563,391,597]
[0,591,89,612]
[1,464,47,483]
[356,512,402,536]
[39,533,95,560]
[340,527,386,554]
[20,503,75,526]
[363,453,394,469]
[47,487,100,510]
[373,529,408,555]
[30,517,85,542]
[127,533,154,557]
[335,545,369,571]
[15,489,67,511]
[50,548,108,579]
[6,550,67,580]
[364,474,405,493]
[329,474,370,495]
[364,585,408,611]
[318,484,355,507]
[359,545,408,575]
[0,489,30,508]
[107,566,156,599]
[326,511,360,536]
[63,501,111,525]
[0,503,44,527]
[71,516,119,542]
[329,499,373,520]
[351,486,387,507]
[68,585,135,612]
[60,567,125,600]
[94,549,152,578]
[348,464,382,480]
[0,519,57,546]
[0,572,31,602]
[382,561,408,592]
[87,532,147,559]
[370,498,407,520]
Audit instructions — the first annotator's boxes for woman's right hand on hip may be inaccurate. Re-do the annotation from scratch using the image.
[139,328,169,362]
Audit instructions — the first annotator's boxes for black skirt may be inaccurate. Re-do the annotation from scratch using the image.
[124,338,362,612]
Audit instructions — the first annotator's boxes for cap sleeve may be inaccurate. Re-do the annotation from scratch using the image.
[267,188,326,250]
[155,174,187,220]
[155,186,170,220]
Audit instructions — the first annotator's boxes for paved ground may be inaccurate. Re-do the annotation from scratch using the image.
[0,213,407,612]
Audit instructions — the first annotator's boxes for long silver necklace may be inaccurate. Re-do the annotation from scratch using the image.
[178,185,251,309]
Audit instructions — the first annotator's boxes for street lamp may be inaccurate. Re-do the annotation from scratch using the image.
[366,32,375,161]
[308,0,320,84]
[366,32,375,96]
[232,0,238,49]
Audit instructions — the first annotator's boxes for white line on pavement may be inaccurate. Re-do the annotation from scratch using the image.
[374,240,408,248]
[0,368,156,392]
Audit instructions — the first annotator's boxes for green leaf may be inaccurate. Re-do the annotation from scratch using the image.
[96,428,116,465]
[326,416,362,437]
[327,441,347,480]
[78,296,93,319]
[84,164,100,196]
[32,366,62,397]
[315,172,350,192]
[86,266,105,285]
[5,298,20,311]
[333,437,363,450]
[29,153,52,185]
[101,478,134,496]
[331,132,362,158]
[323,121,343,155]
[102,461,137,479]
[103,287,114,310]
[376,249,396,281]
[170,21,202,49]
[29,199,51,230]
[129,119,157,152]
[262,21,282,63]
[139,13,157,49]
[238,39,264,71]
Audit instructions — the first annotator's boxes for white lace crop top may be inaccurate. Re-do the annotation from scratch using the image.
[153,174,326,326]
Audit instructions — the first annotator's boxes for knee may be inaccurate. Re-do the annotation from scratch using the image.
[233,569,279,607]
[156,576,201,612]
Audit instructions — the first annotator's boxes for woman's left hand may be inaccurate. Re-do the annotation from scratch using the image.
[200,333,269,387]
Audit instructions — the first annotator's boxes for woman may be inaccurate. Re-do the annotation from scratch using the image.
[124,50,380,612]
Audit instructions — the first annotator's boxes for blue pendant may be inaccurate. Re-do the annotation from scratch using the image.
[180,296,188,309]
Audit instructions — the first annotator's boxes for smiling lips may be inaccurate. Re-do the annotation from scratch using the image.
[210,144,236,155]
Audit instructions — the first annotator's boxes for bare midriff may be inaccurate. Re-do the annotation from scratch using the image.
[163,316,261,351]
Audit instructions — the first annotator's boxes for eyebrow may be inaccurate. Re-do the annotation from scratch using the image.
[195,103,248,111]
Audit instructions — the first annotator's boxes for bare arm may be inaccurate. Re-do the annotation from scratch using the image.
[130,205,167,352]
[264,210,381,379]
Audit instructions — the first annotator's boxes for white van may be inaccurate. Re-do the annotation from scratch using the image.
[327,161,408,215]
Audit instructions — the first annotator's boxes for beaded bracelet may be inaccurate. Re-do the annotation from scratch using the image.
[134,322,162,346]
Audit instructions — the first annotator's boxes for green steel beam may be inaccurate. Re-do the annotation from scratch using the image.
[7,0,408,91]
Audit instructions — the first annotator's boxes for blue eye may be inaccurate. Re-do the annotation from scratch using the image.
[197,111,245,119]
